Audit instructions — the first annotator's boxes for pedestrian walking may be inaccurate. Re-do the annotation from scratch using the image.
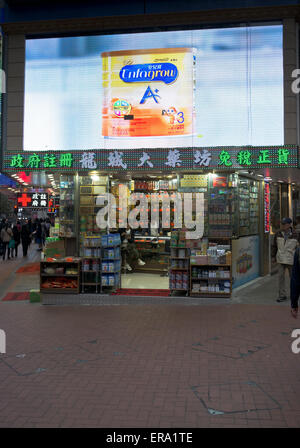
[31,218,42,250]
[45,218,51,238]
[21,219,31,257]
[41,219,47,246]
[1,223,13,260]
[12,222,21,257]
[272,217,299,303]
[290,247,300,318]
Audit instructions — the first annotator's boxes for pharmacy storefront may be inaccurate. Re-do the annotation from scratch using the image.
[2,21,299,301]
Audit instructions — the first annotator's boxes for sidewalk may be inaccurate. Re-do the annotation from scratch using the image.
[0,243,40,301]
[0,256,299,428]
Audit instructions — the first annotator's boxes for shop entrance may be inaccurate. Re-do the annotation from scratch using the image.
[110,173,177,291]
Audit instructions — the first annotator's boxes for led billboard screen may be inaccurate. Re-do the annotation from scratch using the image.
[24,25,283,151]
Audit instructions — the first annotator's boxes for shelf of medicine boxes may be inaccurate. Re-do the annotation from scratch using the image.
[101,234,121,291]
[189,253,232,298]
[40,259,80,294]
[79,187,107,234]
[81,236,102,293]
[60,183,76,238]
[169,245,190,294]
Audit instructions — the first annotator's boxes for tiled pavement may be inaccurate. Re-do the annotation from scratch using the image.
[0,249,299,428]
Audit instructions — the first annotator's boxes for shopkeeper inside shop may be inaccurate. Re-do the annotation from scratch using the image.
[118,228,146,271]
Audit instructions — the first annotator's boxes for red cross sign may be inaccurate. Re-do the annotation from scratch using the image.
[17,193,32,207]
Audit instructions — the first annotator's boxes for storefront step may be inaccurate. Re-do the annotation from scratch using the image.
[41,293,231,306]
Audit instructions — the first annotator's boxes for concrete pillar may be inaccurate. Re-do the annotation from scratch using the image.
[283,18,299,145]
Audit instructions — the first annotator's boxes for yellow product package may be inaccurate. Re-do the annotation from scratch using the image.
[102,48,196,138]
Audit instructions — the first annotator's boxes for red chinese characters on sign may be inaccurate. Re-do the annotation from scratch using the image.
[264,182,270,233]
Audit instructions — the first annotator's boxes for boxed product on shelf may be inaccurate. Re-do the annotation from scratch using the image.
[190,255,208,265]
[192,283,200,292]
[102,275,108,286]
[102,233,121,248]
[103,247,120,259]
[170,232,178,247]
[108,262,114,272]
[178,249,186,258]
[108,275,115,286]
[91,260,100,271]
[226,252,232,264]
[83,237,101,247]
[102,262,108,272]
[170,248,177,257]
[82,259,90,271]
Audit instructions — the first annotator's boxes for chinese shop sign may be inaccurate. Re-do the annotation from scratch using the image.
[264,182,271,233]
[4,146,298,172]
[17,193,48,208]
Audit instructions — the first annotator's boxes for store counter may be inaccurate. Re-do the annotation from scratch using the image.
[130,236,170,273]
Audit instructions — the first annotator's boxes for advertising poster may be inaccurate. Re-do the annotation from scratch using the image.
[232,235,260,288]
[23,25,283,151]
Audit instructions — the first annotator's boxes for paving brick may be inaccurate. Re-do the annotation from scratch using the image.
[0,247,300,427]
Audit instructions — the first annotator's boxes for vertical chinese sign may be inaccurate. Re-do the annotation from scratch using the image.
[264,182,270,233]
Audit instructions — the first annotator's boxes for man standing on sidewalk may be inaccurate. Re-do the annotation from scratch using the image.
[290,247,300,318]
[272,217,299,303]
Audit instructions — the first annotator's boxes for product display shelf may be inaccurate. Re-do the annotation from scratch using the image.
[189,238,232,298]
[169,234,190,296]
[101,233,121,292]
[81,236,102,293]
[79,176,108,239]
[40,259,80,294]
[59,174,76,239]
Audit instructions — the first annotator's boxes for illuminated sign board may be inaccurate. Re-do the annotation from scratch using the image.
[4,146,298,172]
[23,25,283,151]
[264,182,270,233]
[17,192,48,208]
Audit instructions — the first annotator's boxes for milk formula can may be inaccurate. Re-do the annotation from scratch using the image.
[102,48,196,138]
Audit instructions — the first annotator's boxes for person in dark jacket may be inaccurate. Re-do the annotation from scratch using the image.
[21,219,31,257]
[33,218,43,250]
[290,247,300,318]
[12,223,21,257]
